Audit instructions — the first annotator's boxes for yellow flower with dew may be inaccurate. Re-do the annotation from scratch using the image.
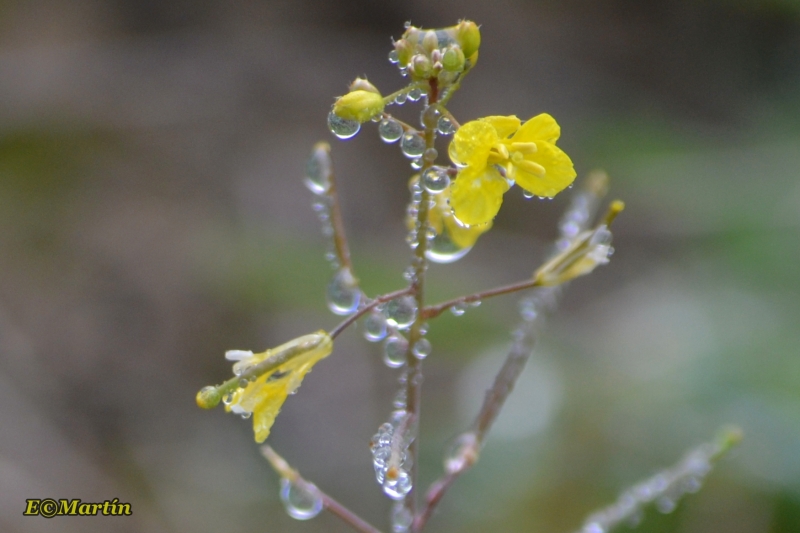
[448,114,577,225]
[197,331,333,443]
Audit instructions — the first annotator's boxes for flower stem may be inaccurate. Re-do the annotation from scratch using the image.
[261,446,385,533]
[404,77,440,526]
[329,287,414,340]
[324,146,353,274]
[421,278,543,320]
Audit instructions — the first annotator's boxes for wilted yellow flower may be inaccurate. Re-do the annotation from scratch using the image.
[224,331,333,443]
[448,114,576,225]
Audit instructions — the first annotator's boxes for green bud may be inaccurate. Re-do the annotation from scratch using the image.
[422,30,439,53]
[196,386,222,409]
[442,46,466,72]
[411,54,433,78]
[333,90,385,123]
[394,39,414,67]
[455,20,481,60]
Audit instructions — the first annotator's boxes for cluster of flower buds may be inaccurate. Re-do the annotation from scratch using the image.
[392,20,481,83]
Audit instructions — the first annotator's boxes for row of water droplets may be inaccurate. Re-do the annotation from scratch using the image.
[576,442,719,533]
[303,144,364,316]
[370,407,417,503]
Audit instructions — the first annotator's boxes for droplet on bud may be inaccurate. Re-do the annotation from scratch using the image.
[279,478,323,520]
[327,111,360,139]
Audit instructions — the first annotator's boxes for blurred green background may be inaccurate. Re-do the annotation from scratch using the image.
[1,1,799,532]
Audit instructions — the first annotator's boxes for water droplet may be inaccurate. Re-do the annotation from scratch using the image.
[222,392,234,405]
[391,502,413,532]
[393,388,407,409]
[379,118,404,143]
[327,111,360,139]
[412,338,431,359]
[388,50,399,64]
[656,496,676,514]
[422,147,438,162]
[444,432,479,474]
[407,88,422,101]
[385,295,417,329]
[304,147,331,194]
[450,303,466,316]
[364,311,388,342]
[437,116,455,135]
[326,269,360,315]
[383,468,412,500]
[421,166,450,194]
[519,298,538,321]
[400,132,426,158]
[421,106,441,128]
[410,158,422,170]
[582,523,605,533]
[395,92,408,105]
[238,378,249,388]
[383,335,408,368]
[522,190,534,199]
[426,228,472,263]
[280,478,323,520]
[239,411,251,419]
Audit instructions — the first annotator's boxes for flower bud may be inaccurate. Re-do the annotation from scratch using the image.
[333,89,385,123]
[455,20,481,60]
[422,30,439,53]
[349,77,380,94]
[534,225,614,286]
[411,54,433,78]
[442,46,466,72]
[394,38,415,67]
[196,386,222,409]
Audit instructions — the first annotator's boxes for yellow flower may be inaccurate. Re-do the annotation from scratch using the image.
[224,331,333,443]
[448,114,576,225]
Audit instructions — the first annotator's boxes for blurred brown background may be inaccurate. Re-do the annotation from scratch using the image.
[1,1,799,532]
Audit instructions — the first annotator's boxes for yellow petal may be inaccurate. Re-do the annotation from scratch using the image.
[513,113,561,144]
[450,165,508,225]
[510,142,576,198]
[449,120,497,167]
[445,216,491,249]
[481,115,520,139]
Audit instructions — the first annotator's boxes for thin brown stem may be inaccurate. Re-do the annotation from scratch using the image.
[325,150,353,274]
[329,287,414,340]
[421,278,543,320]
[261,446,384,533]
[414,322,539,531]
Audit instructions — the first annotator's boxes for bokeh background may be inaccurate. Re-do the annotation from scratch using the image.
[1,1,799,532]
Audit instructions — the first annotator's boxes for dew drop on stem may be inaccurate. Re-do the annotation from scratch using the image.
[279,478,323,520]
